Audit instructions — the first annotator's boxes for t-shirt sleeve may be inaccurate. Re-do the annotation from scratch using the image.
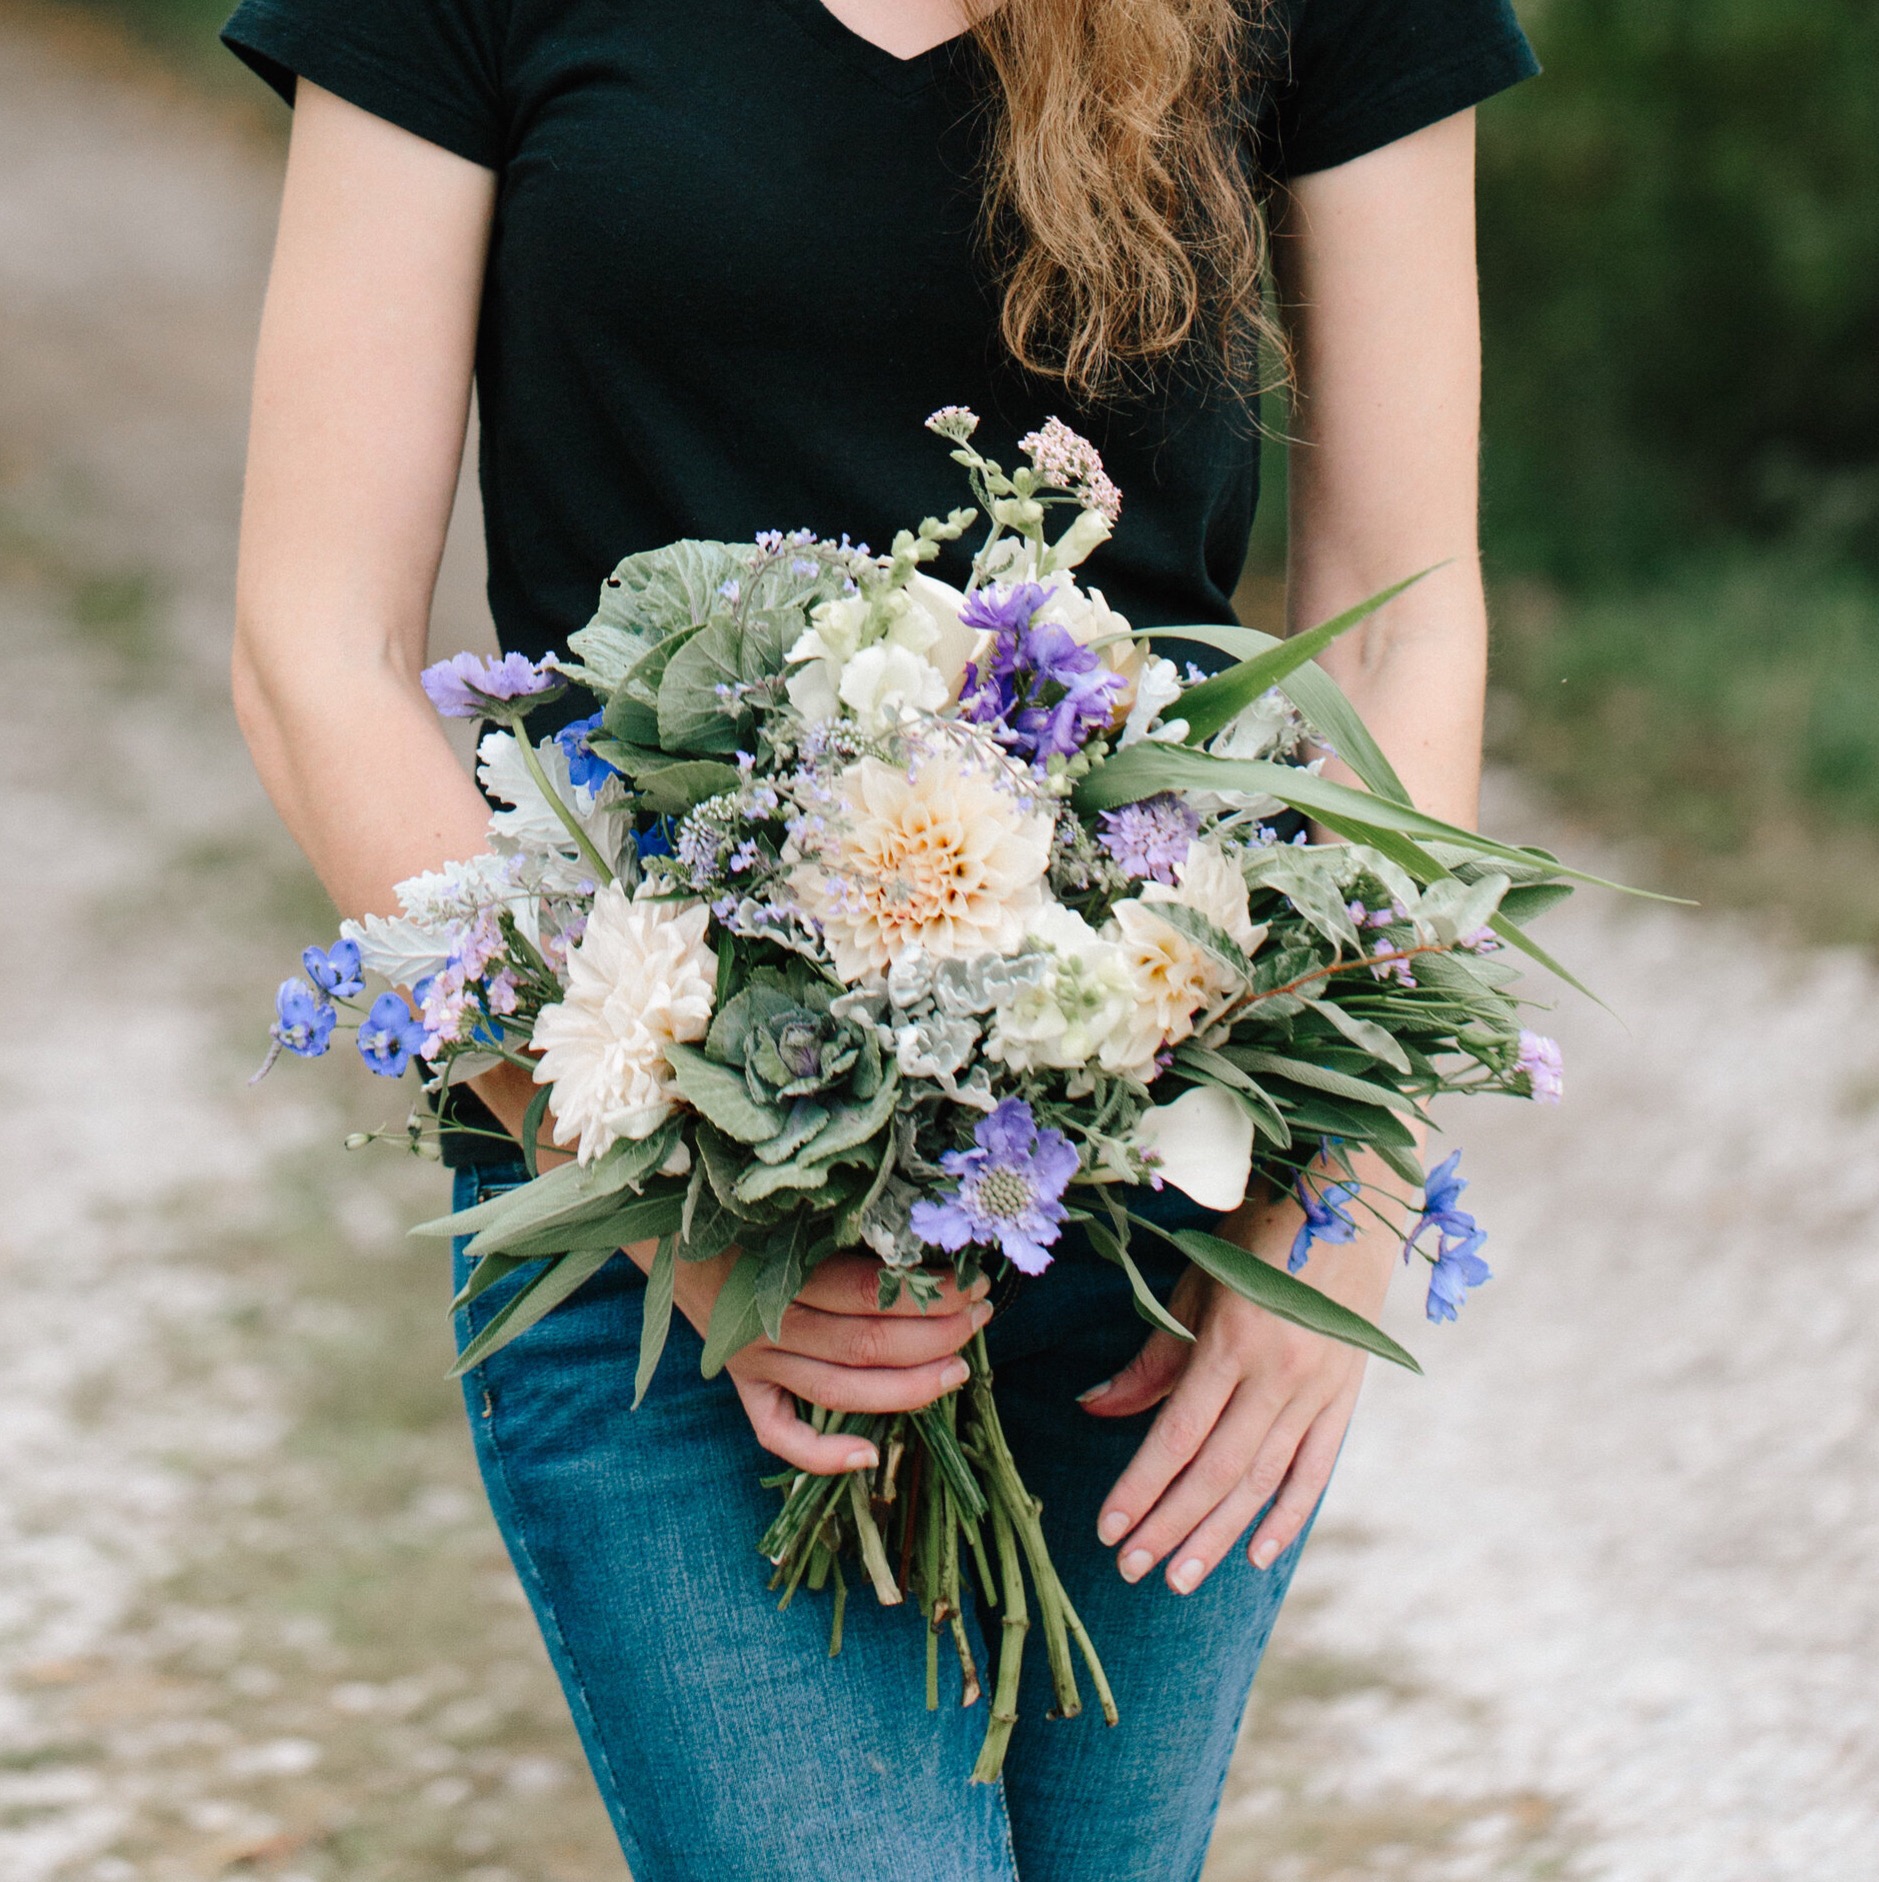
[1263,0,1539,181]
[221,0,506,170]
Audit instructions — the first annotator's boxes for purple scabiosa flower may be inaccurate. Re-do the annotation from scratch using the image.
[420,651,562,719]
[910,1099,1080,1275]
[1097,794,1200,884]
[1289,1177,1359,1273]
[302,939,363,999]
[1425,1232,1492,1323]
[554,712,620,793]
[357,991,429,1078]
[1516,1031,1564,1104]
[272,979,336,1058]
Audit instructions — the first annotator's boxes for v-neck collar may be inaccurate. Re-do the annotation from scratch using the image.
[766,0,971,97]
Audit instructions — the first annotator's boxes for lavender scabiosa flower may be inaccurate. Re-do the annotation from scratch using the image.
[357,991,429,1078]
[302,939,363,999]
[1516,1031,1564,1104]
[1289,1176,1359,1273]
[910,1099,1080,1275]
[272,980,336,1058]
[554,712,620,793]
[420,651,563,719]
[1096,794,1201,885]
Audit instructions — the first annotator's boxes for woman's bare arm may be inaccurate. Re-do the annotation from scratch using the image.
[1085,111,1488,1589]
[233,84,979,1471]
[234,83,497,921]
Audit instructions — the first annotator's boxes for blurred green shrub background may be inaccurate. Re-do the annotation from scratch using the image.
[54,0,1879,936]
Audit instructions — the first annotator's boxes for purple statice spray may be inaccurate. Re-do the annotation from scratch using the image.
[1096,793,1200,885]
[1516,1031,1564,1104]
[958,584,1127,766]
[420,651,564,720]
[911,1099,1080,1275]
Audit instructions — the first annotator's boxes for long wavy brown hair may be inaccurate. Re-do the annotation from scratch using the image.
[969,0,1279,399]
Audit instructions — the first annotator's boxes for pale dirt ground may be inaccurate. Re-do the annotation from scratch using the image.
[2,16,1875,1880]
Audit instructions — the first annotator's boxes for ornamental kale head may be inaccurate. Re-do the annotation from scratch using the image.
[707,974,882,1108]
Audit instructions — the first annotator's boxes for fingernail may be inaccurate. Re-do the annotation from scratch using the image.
[942,1359,971,1389]
[1097,1509,1130,1545]
[1170,1557,1204,1594]
[1119,1548,1153,1583]
[1251,1539,1281,1570]
[971,1302,994,1330]
[1076,1377,1113,1405]
[845,1449,877,1472]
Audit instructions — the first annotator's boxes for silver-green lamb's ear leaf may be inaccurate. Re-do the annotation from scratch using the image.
[633,1236,677,1409]
[448,1244,619,1377]
[1302,997,1414,1074]
[665,1042,787,1143]
[411,1130,673,1243]
[1224,1045,1418,1115]
[1150,1224,1423,1373]
[1084,1215,1196,1343]
[1170,571,1437,745]
[700,1252,767,1378]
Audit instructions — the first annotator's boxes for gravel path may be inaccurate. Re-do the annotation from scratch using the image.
[2,16,1874,1879]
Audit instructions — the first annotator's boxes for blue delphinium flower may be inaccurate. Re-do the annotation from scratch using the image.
[1407,1149,1493,1321]
[302,938,363,999]
[420,651,561,719]
[357,991,429,1078]
[1096,793,1201,884]
[1425,1233,1492,1323]
[1289,1177,1359,1273]
[272,979,336,1058]
[910,1098,1080,1275]
[958,584,1127,765]
[554,712,620,792]
[1411,1150,1476,1251]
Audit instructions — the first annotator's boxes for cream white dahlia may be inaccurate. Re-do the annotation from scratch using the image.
[530,885,717,1163]
[791,745,1053,983]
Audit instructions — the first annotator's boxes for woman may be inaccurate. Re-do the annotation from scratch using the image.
[223,0,1533,1872]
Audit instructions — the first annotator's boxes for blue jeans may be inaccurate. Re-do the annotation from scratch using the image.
[451,1163,1317,1881]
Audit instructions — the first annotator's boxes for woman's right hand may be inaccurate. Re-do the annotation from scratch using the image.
[474,1063,985,1475]
[666,1247,992,1476]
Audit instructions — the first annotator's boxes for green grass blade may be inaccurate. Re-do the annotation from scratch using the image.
[1170,571,1436,745]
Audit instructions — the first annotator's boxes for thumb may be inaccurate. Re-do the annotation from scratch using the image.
[1077,1329,1191,1419]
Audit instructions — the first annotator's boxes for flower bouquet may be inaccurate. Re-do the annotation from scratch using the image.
[260,409,1594,1780]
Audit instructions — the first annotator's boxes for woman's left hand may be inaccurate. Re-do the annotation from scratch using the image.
[1079,1190,1399,1594]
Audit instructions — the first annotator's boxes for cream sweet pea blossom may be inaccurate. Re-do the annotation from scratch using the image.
[986,904,1142,1077]
[837,641,948,732]
[530,884,717,1163]
[785,577,977,726]
[1132,1084,1255,1211]
[791,744,1053,983]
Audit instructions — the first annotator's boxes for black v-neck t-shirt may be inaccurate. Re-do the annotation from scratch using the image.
[222,0,1534,695]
